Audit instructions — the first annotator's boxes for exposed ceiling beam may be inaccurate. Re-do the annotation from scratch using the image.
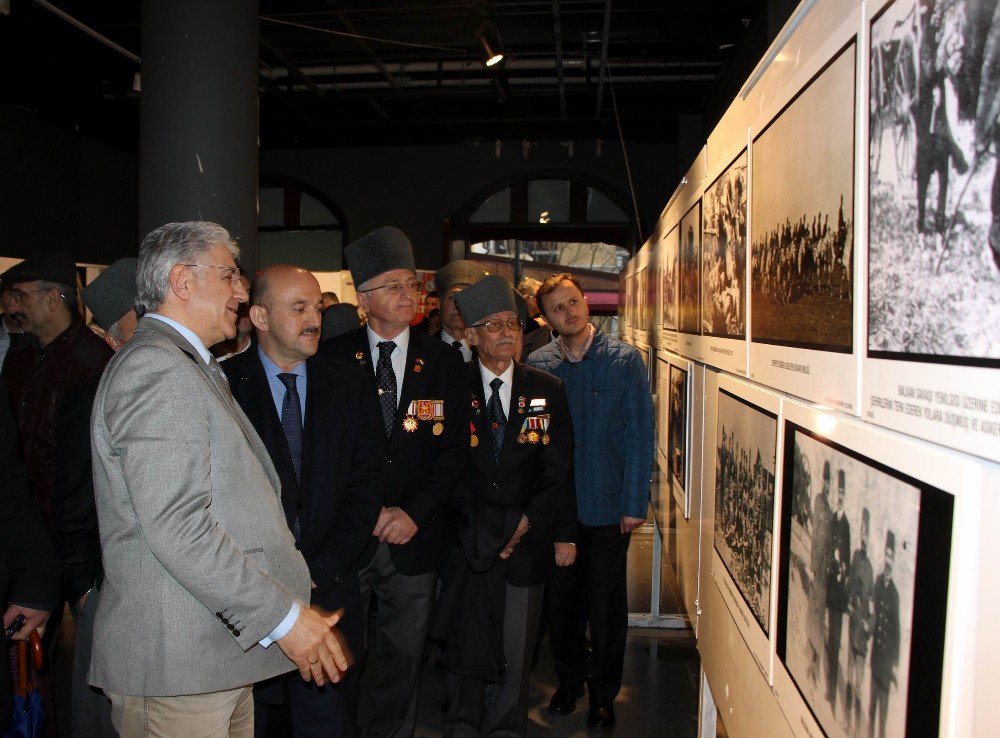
[594,0,612,118]
[551,0,566,119]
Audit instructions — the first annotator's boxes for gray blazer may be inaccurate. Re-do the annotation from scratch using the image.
[88,317,311,696]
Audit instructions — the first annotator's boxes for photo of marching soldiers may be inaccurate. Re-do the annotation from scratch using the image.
[751,42,855,351]
[868,0,1000,363]
[703,151,748,338]
[781,430,920,738]
[679,201,702,334]
[668,365,689,510]
[660,225,679,330]
[713,389,777,633]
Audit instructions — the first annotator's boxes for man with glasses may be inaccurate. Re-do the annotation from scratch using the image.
[435,275,573,737]
[0,273,26,370]
[1,252,112,531]
[319,227,469,737]
[433,260,487,362]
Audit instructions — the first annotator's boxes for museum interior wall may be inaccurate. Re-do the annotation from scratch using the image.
[621,0,1000,736]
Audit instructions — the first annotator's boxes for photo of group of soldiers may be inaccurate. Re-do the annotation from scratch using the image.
[668,365,688,504]
[868,0,1000,361]
[660,227,679,330]
[784,432,917,738]
[713,390,777,631]
[679,204,701,334]
[702,154,747,338]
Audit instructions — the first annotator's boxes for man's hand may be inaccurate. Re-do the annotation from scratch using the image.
[377,507,418,545]
[554,542,577,567]
[2,605,50,641]
[620,516,644,534]
[371,507,392,538]
[500,515,531,560]
[276,606,352,686]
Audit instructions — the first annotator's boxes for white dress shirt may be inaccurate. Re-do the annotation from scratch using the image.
[478,359,514,419]
[367,324,410,400]
[441,329,472,362]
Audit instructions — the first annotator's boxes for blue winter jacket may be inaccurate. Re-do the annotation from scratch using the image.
[527,330,654,527]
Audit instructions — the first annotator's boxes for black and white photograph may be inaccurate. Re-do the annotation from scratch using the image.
[637,265,650,333]
[868,0,1000,365]
[751,42,856,351]
[778,425,952,738]
[668,364,689,513]
[703,151,748,337]
[661,225,679,330]
[714,388,778,633]
[679,201,701,334]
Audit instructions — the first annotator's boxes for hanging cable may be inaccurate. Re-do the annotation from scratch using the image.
[607,66,645,247]
[260,16,466,55]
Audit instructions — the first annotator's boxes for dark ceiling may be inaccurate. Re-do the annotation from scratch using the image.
[0,0,770,151]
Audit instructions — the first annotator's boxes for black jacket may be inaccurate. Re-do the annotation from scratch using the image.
[318,327,470,575]
[223,345,386,662]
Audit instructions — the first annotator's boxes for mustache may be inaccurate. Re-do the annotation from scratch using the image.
[300,326,320,336]
[7,312,26,322]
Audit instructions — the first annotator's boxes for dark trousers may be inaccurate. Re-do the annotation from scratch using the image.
[444,583,543,738]
[546,524,631,703]
[825,608,844,711]
[254,679,344,738]
[353,542,436,738]
[70,589,116,738]
[868,680,889,738]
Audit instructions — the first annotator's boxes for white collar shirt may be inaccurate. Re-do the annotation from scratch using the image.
[367,324,410,399]
[478,359,514,419]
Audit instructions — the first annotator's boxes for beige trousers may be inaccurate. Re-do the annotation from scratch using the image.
[106,686,253,738]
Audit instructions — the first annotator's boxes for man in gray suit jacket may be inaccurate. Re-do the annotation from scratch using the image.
[89,222,350,737]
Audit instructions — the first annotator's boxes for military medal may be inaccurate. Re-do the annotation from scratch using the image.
[414,357,425,373]
[542,434,550,445]
[517,432,528,444]
[517,396,526,414]
[416,400,433,421]
[469,421,478,447]
[403,416,418,432]
[433,422,444,436]
[539,414,550,445]
[527,430,540,443]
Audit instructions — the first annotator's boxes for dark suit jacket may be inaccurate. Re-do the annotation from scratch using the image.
[318,327,469,575]
[222,345,385,660]
[0,388,59,727]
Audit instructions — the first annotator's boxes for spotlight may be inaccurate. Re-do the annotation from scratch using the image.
[465,6,506,69]
[480,33,504,67]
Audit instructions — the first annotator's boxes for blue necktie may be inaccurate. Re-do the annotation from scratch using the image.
[488,377,505,462]
[278,373,303,540]
[376,341,398,434]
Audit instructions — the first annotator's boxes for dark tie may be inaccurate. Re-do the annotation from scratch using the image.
[452,340,462,350]
[487,377,505,461]
[208,357,233,401]
[278,373,303,540]
[376,341,398,434]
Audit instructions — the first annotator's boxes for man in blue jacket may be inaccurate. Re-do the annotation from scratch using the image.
[527,273,654,730]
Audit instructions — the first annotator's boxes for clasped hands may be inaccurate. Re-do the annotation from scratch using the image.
[372,506,418,545]
[277,604,353,686]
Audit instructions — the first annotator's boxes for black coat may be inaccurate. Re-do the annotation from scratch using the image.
[0,388,59,727]
[222,346,386,663]
[318,327,470,575]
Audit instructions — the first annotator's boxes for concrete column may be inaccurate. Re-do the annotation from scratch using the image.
[139,0,259,270]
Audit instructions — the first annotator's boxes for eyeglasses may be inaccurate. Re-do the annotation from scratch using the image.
[358,279,421,296]
[8,287,59,301]
[184,264,242,287]
[472,317,523,333]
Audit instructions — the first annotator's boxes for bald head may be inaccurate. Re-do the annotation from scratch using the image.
[249,264,323,370]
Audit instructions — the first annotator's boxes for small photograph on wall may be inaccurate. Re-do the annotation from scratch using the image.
[636,266,649,333]
[751,41,856,352]
[679,201,701,334]
[703,150,748,338]
[714,388,778,634]
[668,364,689,516]
[644,258,657,332]
[778,424,952,738]
[868,0,1000,366]
[660,225,679,330]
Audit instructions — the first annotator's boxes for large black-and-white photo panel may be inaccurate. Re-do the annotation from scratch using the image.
[660,225,681,352]
[773,401,955,738]
[749,39,860,412]
[863,0,1000,463]
[669,362,691,518]
[711,374,782,679]
[679,201,702,337]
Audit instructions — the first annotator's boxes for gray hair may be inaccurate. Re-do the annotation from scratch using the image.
[135,222,239,315]
[37,280,77,312]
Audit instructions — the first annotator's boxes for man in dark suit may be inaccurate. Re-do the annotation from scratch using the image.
[318,227,469,737]
[1,377,60,729]
[433,260,487,362]
[825,469,851,716]
[435,275,573,737]
[222,264,385,737]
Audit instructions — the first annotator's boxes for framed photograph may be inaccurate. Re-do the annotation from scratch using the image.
[679,201,701,335]
[656,358,671,458]
[868,0,1000,368]
[711,375,781,678]
[751,40,856,352]
[703,150,748,339]
[668,363,691,518]
[775,407,953,738]
[660,224,679,331]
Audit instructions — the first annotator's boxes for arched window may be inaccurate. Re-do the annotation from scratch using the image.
[258,175,347,272]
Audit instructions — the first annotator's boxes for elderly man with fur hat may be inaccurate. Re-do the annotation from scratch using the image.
[434,275,574,737]
[318,227,469,737]
[433,259,487,362]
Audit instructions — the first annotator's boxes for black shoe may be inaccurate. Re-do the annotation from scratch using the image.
[587,699,616,730]
[547,683,584,715]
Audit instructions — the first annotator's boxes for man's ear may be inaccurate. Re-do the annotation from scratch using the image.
[465,327,478,346]
[168,264,193,301]
[249,304,269,332]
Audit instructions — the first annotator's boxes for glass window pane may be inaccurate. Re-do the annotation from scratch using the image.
[469,188,511,223]
[527,180,570,223]
[587,187,629,222]
[469,239,627,273]
[300,192,338,226]
[259,187,285,227]
[259,230,343,271]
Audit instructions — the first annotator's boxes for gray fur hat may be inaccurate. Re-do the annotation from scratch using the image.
[344,227,416,288]
[83,257,138,330]
[321,303,362,341]
[454,274,516,327]
[434,259,486,295]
